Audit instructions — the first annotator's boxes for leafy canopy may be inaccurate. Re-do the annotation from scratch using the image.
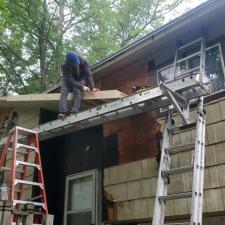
[0,0,186,94]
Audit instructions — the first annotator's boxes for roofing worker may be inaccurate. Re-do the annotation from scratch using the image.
[58,51,99,119]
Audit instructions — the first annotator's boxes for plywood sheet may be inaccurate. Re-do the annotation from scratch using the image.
[0,90,127,108]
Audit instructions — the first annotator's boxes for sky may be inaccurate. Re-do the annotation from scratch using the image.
[165,0,208,22]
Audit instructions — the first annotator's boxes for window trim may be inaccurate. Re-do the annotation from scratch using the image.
[63,169,101,225]
[156,42,225,94]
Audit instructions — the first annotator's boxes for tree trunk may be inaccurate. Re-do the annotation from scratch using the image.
[39,0,47,92]
[56,0,65,75]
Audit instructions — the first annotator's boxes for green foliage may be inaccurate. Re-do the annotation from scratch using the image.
[0,0,187,94]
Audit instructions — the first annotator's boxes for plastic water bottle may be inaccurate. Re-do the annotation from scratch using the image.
[1,183,8,201]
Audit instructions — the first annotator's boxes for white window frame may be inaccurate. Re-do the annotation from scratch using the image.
[157,43,225,93]
[63,169,101,225]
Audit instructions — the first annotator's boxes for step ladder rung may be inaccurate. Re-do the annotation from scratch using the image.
[13,210,43,216]
[14,179,43,189]
[0,166,24,174]
[28,195,42,201]
[13,200,46,208]
[16,160,40,170]
[7,147,28,154]
[163,223,190,225]
[17,143,38,152]
[162,166,193,176]
[159,192,192,201]
[12,223,42,225]
[16,126,37,134]
[165,143,195,154]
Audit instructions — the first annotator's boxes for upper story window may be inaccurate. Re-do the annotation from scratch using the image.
[157,44,225,93]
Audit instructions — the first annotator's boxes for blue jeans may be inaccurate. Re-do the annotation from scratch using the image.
[59,80,82,113]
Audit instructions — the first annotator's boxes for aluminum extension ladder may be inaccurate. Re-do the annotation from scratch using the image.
[152,37,207,225]
[152,98,206,225]
[0,126,49,225]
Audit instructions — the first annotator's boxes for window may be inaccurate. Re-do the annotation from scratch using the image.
[64,170,101,225]
[157,44,225,93]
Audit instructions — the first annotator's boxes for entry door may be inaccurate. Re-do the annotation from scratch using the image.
[64,170,100,225]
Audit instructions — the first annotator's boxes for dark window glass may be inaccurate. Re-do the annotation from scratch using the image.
[67,211,92,225]
[205,46,225,92]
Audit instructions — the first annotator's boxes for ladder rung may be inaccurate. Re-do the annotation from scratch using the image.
[16,160,40,170]
[171,121,196,132]
[159,192,192,201]
[13,200,45,208]
[12,223,42,225]
[16,126,37,134]
[162,166,193,176]
[13,210,43,216]
[28,195,42,201]
[14,179,43,189]
[163,223,190,225]
[7,147,28,154]
[0,167,24,174]
[178,38,202,51]
[165,143,195,154]
[17,143,38,152]
[177,51,200,64]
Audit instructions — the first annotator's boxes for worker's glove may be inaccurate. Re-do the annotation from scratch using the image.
[92,88,100,92]
[83,86,91,92]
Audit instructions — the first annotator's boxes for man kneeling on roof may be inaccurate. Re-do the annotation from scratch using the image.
[58,51,99,119]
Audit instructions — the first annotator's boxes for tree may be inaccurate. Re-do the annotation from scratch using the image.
[0,0,187,94]
[67,0,184,64]
[0,0,61,93]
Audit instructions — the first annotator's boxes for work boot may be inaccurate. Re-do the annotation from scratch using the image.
[68,112,78,116]
[57,113,66,120]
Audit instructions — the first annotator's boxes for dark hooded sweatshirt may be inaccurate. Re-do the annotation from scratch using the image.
[61,55,94,90]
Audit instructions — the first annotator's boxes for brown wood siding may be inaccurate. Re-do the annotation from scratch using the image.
[101,63,154,95]
[101,61,160,165]
[103,112,161,165]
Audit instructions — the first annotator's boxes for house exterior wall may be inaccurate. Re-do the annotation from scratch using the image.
[103,95,225,222]
[103,112,161,165]
[0,107,40,135]
[0,108,12,123]
[97,56,161,165]
[98,33,225,167]
[137,216,225,225]
[99,63,154,95]
[16,108,40,128]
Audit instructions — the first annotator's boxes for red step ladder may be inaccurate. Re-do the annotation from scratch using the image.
[0,126,51,224]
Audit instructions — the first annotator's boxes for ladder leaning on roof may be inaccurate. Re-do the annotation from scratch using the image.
[152,37,208,225]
